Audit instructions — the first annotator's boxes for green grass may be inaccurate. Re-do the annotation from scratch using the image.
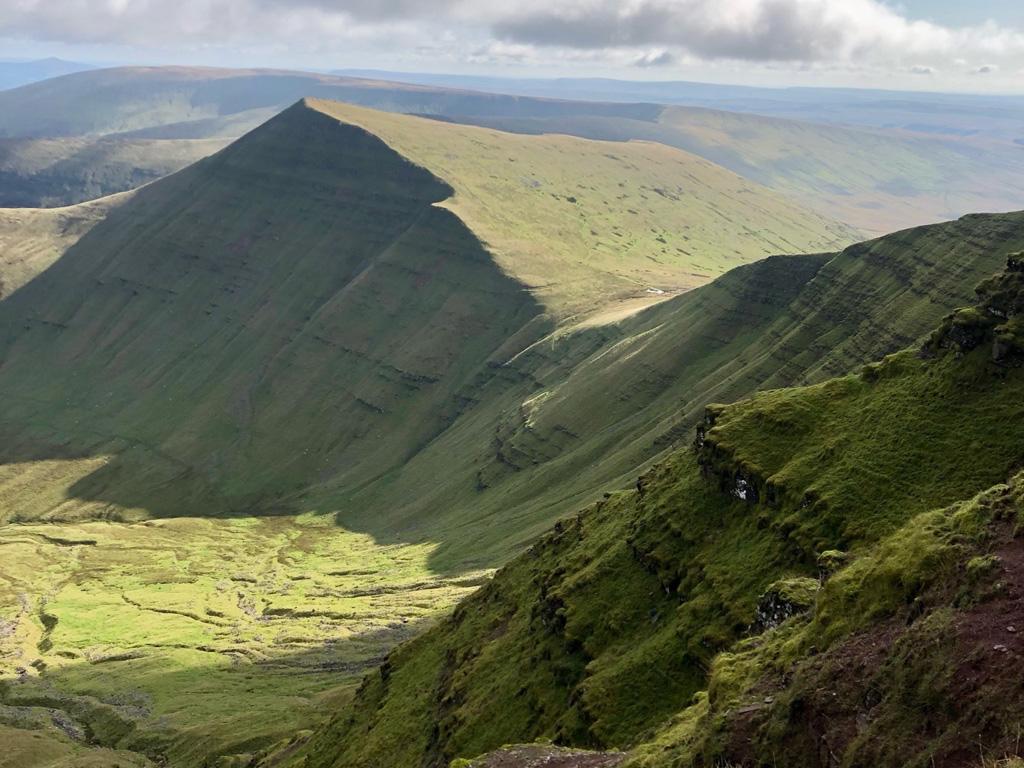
[0,136,228,207]
[0,514,487,767]
[294,260,1024,767]
[0,193,127,300]
[311,100,854,319]
[469,106,1024,237]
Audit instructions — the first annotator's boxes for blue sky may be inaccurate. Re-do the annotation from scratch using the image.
[896,0,1023,27]
[3,0,1024,92]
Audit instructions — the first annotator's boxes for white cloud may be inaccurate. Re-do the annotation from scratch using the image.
[1,0,1024,88]
[634,50,675,67]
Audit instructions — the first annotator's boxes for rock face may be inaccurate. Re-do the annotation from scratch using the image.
[456,746,626,768]
[924,253,1024,362]
[750,577,820,633]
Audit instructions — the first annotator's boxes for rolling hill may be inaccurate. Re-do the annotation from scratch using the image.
[466,105,1024,235]
[337,70,1024,147]
[1,95,1021,767]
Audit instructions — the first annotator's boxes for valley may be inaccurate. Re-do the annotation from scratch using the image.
[0,513,486,767]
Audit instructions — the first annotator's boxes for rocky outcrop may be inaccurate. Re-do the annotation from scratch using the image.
[923,254,1024,363]
[749,577,820,633]
[694,406,781,508]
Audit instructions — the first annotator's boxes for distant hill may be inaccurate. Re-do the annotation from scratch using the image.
[3,67,1023,237]
[335,69,1024,147]
[0,57,94,90]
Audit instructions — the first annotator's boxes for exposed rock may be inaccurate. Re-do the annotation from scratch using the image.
[816,549,849,581]
[750,577,820,633]
[454,745,626,768]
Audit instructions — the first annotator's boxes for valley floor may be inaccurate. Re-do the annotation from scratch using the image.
[0,496,488,767]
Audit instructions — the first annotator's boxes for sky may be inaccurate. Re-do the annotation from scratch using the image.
[3,0,1024,92]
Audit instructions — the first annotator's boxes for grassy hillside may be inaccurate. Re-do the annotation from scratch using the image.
[0,193,129,299]
[292,256,1024,768]
[0,136,228,207]
[331,211,1024,572]
[309,100,853,317]
[469,106,1024,236]
[0,515,487,767]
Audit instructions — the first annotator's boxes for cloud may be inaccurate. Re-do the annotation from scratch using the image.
[490,0,1024,64]
[634,49,675,67]
[1,0,1024,87]
[973,63,999,74]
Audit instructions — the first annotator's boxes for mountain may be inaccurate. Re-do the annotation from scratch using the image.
[0,67,655,208]
[0,58,94,90]
[0,67,656,139]
[0,97,1020,767]
[287,252,1024,768]
[3,67,1024,239]
[0,98,853,523]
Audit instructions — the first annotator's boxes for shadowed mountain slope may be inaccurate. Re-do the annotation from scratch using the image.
[289,254,1024,768]
[0,98,849,535]
[0,102,545,524]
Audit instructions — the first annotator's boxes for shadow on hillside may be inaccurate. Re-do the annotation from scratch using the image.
[0,102,550,575]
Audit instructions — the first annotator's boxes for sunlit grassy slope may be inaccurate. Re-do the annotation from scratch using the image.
[292,258,1024,768]
[329,211,1024,570]
[0,513,487,767]
[0,193,129,299]
[469,105,1024,236]
[309,99,854,318]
